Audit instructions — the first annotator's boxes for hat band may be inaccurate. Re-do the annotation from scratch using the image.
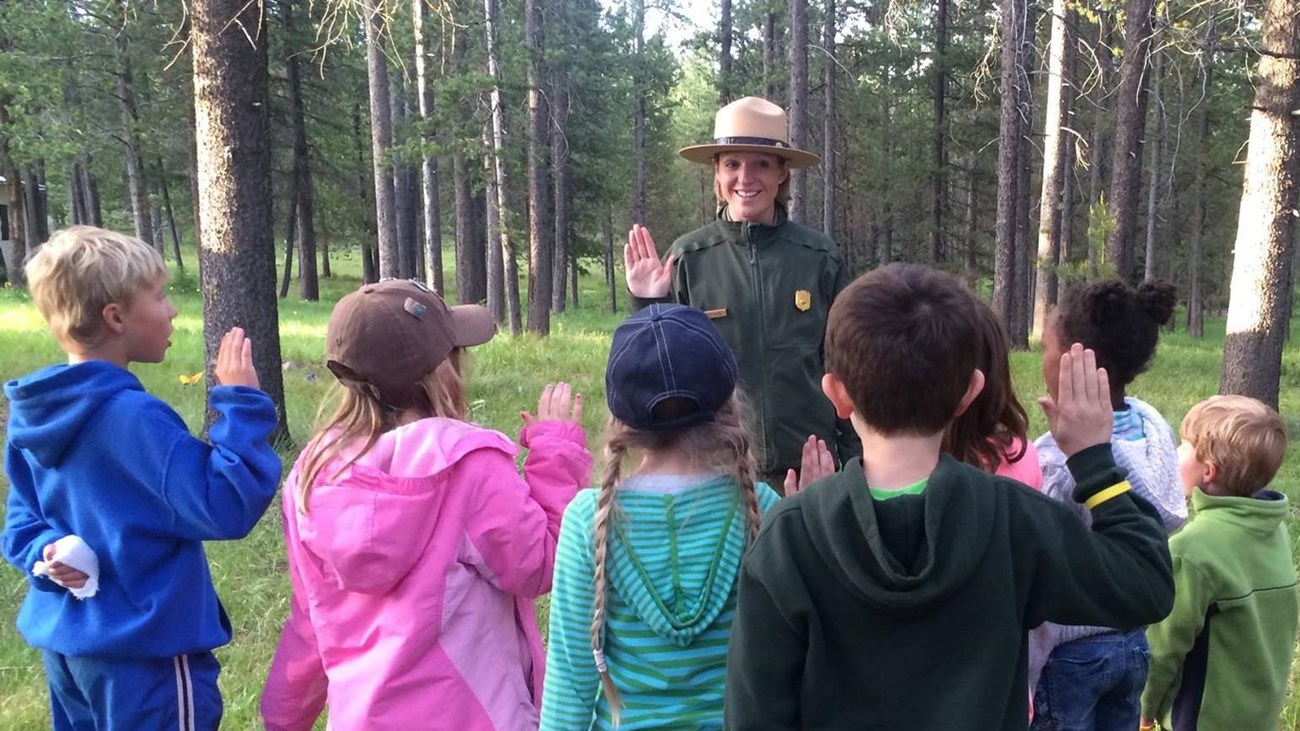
[713,136,790,149]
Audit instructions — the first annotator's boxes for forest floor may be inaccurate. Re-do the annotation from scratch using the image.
[0,253,1297,729]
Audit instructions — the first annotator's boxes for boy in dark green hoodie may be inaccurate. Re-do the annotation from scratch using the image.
[1140,396,1295,731]
[723,264,1174,730]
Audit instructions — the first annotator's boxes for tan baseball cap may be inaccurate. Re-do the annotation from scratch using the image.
[325,280,494,399]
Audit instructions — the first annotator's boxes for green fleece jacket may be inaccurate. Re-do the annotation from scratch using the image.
[724,446,1174,730]
[631,206,859,474]
[1141,487,1298,730]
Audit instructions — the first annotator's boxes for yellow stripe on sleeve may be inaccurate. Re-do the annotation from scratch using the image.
[1084,481,1132,510]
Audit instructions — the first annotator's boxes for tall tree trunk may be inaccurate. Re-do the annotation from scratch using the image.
[930,0,948,262]
[2,113,29,284]
[484,129,504,322]
[1186,22,1215,338]
[192,0,289,443]
[390,72,417,279]
[632,0,647,224]
[763,11,779,101]
[992,0,1027,333]
[525,0,552,334]
[279,186,299,299]
[114,11,154,248]
[156,156,184,270]
[1086,14,1114,278]
[353,103,378,284]
[1033,0,1074,339]
[822,0,836,237]
[70,159,88,224]
[719,0,733,104]
[1219,0,1299,408]
[362,0,399,278]
[22,165,42,247]
[484,0,521,334]
[1142,49,1165,281]
[413,0,443,294]
[604,203,617,313]
[788,0,809,221]
[452,29,485,304]
[551,55,572,313]
[1011,71,1034,350]
[284,0,318,301]
[1103,0,1155,282]
[186,104,202,250]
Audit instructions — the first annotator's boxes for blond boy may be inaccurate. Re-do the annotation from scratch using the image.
[1,226,281,730]
[1140,395,1295,731]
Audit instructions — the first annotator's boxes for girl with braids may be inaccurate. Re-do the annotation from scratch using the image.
[261,281,592,731]
[944,298,1042,490]
[539,305,796,730]
[1029,278,1185,731]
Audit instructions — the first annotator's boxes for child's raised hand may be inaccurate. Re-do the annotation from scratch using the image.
[42,543,89,590]
[214,327,260,389]
[1037,343,1113,457]
[521,382,584,426]
[784,435,835,495]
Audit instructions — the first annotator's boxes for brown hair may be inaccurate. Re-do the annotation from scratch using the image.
[1180,395,1288,498]
[944,299,1029,470]
[825,264,980,436]
[588,396,761,721]
[296,350,467,512]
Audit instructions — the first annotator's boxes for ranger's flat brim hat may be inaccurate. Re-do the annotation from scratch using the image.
[679,96,821,169]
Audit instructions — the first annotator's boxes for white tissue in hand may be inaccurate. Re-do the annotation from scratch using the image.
[32,535,100,599]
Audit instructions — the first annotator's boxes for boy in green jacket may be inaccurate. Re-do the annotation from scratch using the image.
[724,264,1174,730]
[1140,395,1295,731]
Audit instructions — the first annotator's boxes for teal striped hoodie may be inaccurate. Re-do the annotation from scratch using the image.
[540,474,781,730]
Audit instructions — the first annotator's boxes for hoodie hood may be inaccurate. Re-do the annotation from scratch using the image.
[802,456,997,617]
[605,476,750,647]
[293,417,516,595]
[5,362,143,468]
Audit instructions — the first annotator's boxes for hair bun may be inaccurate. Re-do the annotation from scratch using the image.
[1136,279,1177,325]
[1084,279,1131,330]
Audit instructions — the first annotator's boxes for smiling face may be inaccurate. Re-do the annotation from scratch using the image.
[120,276,178,364]
[714,152,788,224]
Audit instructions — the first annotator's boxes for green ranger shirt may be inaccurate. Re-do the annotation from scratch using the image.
[632,206,860,475]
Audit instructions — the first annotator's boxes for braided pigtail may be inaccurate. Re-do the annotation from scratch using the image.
[591,429,626,724]
[720,398,762,543]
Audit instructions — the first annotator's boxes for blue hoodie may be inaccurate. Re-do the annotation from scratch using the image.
[2,361,282,657]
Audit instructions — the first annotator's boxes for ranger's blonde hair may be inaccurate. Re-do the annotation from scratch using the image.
[25,226,166,347]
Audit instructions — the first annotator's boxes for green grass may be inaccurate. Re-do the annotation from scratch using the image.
[0,253,1297,729]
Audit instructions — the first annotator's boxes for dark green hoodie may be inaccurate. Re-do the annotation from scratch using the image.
[723,446,1174,730]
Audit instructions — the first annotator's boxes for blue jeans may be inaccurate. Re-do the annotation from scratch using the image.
[1030,628,1149,731]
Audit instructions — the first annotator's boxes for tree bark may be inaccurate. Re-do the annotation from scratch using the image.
[763,11,779,101]
[1033,0,1073,339]
[186,104,202,251]
[992,0,1027,334]
[192,0,289,443]
[525,0,553,334]
[114,6,154,248]
[1186,22,1215,338]
[1086,14,1114,278]
[930,0,948,262]
[788,0,809,221]
[362,0,399,278]
[278,186,299,299]
[390,72,418,279]
[1104,0,1156,282]
[632,0,647,224]
[413,0,444,294]
[483,128,504,322]
[484,0,521,334]
[451,27,485,304]
[1219,0,1299,408]
[156,156,184,270]
[822,0,836,238]
[551,50,572,314]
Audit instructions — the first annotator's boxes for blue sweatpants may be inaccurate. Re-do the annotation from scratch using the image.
[41,650,222,731]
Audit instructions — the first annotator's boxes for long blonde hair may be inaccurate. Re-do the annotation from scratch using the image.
[296,350,467,513]
[588,395,761,722]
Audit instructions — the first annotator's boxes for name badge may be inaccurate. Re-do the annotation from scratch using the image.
[705,308,728,319]
[795,290,812,312]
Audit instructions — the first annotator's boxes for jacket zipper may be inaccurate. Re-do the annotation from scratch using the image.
[746,223,771,465]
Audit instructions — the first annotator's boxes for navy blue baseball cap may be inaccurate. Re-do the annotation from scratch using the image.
[605,304,739,431]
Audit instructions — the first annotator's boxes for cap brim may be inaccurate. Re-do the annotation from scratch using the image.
[679,143,821,169]
[448,304,497,347]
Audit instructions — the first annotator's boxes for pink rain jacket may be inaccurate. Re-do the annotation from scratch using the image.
[261,418,591,731]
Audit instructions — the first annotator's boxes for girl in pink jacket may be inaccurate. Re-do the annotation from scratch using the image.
[261,280,592,731]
